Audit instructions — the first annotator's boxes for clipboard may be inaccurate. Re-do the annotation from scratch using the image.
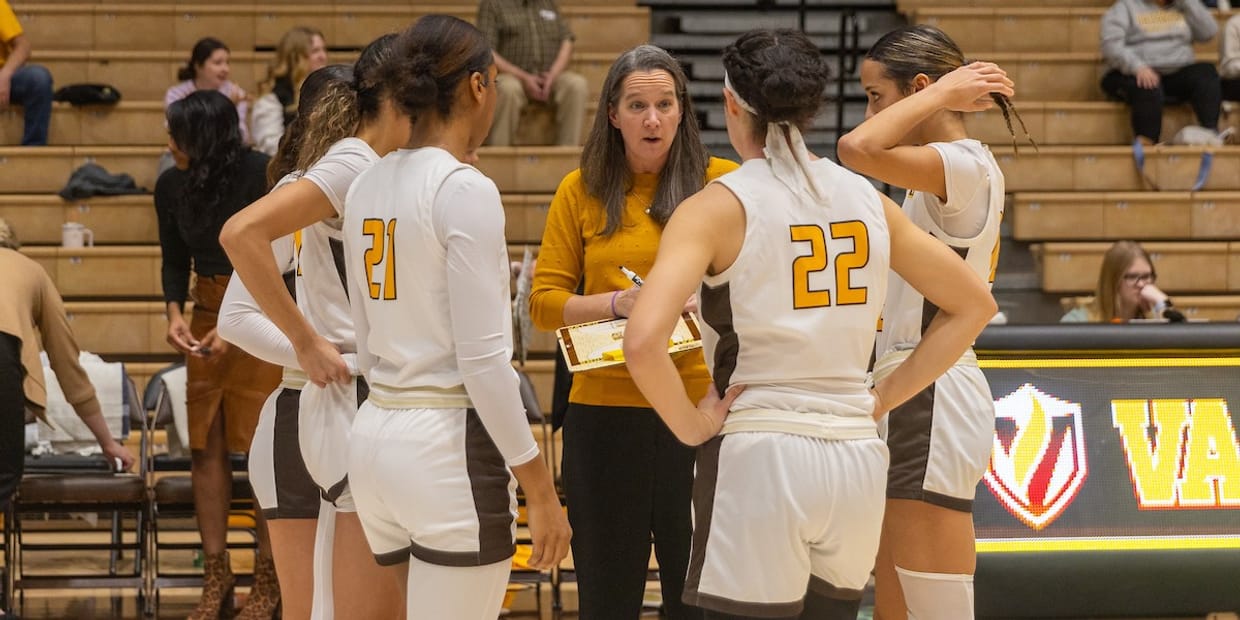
[557,313,703,373]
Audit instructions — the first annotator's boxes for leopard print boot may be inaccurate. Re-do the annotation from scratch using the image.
[188,551,236,620]
[236,552,281,620]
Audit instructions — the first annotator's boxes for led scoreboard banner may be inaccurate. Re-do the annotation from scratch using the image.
[972,324,1240,618]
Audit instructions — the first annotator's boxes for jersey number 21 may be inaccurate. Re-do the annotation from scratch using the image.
[362,218,397,300]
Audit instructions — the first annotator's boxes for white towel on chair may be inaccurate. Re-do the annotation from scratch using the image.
[38,352,125,451]
[159,365,191,452]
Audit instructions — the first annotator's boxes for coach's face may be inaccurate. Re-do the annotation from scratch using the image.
[610,69,681,175]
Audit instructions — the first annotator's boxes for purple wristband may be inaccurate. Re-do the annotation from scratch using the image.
[610,290,621,318]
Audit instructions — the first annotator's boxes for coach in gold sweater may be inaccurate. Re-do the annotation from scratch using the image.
[529,45,736,619]
[0,218,134,510]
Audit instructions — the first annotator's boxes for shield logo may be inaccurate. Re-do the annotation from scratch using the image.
[984,384,1088,530]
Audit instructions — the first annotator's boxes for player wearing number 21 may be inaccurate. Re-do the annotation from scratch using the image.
[341,17,568,619]
[623,29,995,619]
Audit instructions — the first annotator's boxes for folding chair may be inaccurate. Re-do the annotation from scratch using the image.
[6,368,150,616]
[143,363,257,610]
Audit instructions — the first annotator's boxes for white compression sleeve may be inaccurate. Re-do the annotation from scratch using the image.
[437,170,539,467]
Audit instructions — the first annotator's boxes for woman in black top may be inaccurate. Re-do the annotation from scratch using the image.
[155,90,283,620]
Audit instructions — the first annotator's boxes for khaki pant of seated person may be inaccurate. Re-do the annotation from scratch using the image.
[489,70,587,146]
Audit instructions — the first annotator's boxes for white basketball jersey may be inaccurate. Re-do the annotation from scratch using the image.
[343,147,502,390]
[297,137,380,352]
[701,157,890,422]
[874,139,1004,357]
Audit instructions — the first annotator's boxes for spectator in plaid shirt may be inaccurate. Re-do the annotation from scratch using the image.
[477,0,588,146]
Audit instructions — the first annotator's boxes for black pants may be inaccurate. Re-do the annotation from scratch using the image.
[1223,77,1240,103]
[0,332,26,511]
[1101,63,1221,142]
[562,403,701,619]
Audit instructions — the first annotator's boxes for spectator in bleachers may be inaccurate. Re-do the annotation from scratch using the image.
[251,27,329,157]
[1100,0,1220,145]
[530,44,737,620]
[155,90,282,620]
[0,218,136,524]
[477,0,587,146]
[1221,13,1240,102]
[1061,240,1179,322]
[0,0,53,146]
[166,37,251,144]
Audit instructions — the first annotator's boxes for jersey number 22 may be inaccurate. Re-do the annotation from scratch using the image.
[790,221,869,310]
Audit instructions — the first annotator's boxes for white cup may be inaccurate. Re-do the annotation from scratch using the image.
[62,222,94,248]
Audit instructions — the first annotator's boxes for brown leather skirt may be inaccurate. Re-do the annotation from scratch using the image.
[186,274,282,452]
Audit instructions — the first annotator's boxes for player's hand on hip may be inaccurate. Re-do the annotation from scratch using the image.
[683,293,699,316]
[296,334,350,387]
[524,492,571,571]
[698,384,746,438]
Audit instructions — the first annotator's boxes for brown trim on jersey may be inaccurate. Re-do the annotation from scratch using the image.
[807,574,863,601]
[269,386,320,520]
[282,269,297,300]
[684,436,721,607]
[374,546,412,567]
[329,237,349,300]
[355,377,370,409]
[465,408,519,566]
[689,591,804,618]
[321,475,349,506]
[921,490,974,512]
[408,539,515,568]
[700,282,739,396]
[886,383,935,500]
[919,246,970,336]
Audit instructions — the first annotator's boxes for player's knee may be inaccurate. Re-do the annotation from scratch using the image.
[895,566,974,620]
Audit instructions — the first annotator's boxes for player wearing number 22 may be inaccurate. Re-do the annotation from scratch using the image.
[624,29,995,619]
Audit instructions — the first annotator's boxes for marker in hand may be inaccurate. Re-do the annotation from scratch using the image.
[619,265,644,288]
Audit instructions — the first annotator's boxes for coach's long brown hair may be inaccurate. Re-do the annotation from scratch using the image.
[866,25,1036,152]
[581,45,708,236]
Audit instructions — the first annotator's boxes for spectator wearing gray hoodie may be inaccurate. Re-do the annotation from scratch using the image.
[1221,13,1240,101]
[1100,0,1220,143]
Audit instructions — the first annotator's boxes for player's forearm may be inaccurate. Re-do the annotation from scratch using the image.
[626,338,712,445]
[837,87,948,170]
[874,304,994,414]
[220,220,319,350]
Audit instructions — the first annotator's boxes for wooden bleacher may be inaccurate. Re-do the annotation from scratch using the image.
[965,101,1239,146]
[0,2,647,416]
[13,4,648,53]
[1032,242,1239,293]
[1011,192,1240,241]
[912,7,1235,55]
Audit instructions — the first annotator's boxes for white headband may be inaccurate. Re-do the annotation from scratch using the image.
[723,72,758,116]
[723,71,825,201]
